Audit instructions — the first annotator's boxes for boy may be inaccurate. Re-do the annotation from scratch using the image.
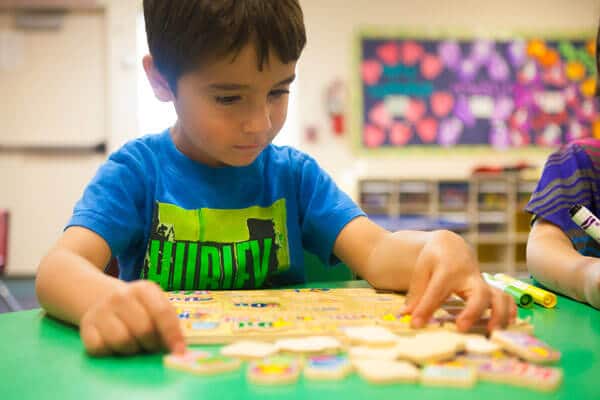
[35,0,515,357]
[526,26,600,309]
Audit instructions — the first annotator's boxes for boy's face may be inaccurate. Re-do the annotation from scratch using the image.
[170,44,297,167]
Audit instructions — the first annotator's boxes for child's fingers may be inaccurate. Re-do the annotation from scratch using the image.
[115,296,161,353]
[80,322,110,357]
[135,282,186,354]
[401,260,432,314]
[509,297,518,322]
[410,271,451,328]
[486,288,510,331]
[101,314,141,355]
[455,284,489,331]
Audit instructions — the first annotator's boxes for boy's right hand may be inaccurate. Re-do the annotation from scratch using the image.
[79,280,186,356]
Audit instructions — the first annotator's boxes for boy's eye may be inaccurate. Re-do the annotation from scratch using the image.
[269,89,290,99]
[215,95,241,105]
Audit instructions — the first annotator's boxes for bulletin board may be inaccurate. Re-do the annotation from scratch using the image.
[355,31,598,151]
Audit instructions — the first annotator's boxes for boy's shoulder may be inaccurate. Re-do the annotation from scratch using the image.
[107,130,168,165]
[119,130,167,152]
[263,144,332,181]
[265,143,312,165]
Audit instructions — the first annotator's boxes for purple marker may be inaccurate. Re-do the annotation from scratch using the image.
[569,204,600,244]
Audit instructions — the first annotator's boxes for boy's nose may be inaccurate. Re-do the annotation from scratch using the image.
[243,104,272,135]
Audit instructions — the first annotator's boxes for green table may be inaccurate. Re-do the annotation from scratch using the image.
[1,280,599,399]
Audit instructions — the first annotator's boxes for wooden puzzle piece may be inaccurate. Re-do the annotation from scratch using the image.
[491,331,561,364]
[506,316,535,334]
[247,355,301,385]
[395,334,459,365]
[455,350,515,366]
[421,362,477,388]
[416,331,467,351]
[341,325,398,346]
[163,350,241,375]
[275,336,342,354]
[478,359,563,392]
[465,336,501,355]
[354,359,420,384]
[349,345,400,361]
[304,354,353,380]
[220,340,278,359]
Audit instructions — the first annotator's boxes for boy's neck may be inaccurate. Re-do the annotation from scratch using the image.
[169,122,227,168]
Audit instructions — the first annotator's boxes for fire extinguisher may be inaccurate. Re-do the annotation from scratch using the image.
[326,79,346,135]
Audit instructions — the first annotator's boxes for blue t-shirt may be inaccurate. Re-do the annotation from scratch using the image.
[67,129,365,290]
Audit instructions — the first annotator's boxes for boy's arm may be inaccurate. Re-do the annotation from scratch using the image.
[334,216,515,331]
[36,227,184,355]
[527,219,600,308]
[36,226,121,324]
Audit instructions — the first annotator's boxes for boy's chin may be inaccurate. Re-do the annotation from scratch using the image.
[221,154,260,167]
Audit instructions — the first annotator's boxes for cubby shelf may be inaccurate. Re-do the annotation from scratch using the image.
[358,172,537,274]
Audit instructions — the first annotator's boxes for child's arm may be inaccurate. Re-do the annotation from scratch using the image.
[334,216,516,331]
[36,227,185,356]
[527,219,600,309]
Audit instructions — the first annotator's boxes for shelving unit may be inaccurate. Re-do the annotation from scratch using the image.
[358,172,539,274]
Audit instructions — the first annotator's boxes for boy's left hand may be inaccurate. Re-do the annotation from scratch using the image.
[401,230,517,332]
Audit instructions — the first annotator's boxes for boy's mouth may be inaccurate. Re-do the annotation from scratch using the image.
[233,144,260,150]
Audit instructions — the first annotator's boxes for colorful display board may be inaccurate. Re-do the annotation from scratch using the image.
[357,33,598,149]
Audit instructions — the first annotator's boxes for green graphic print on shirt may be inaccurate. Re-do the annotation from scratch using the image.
[141,199,290,290]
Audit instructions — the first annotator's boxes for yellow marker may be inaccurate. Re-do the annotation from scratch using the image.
[493,273,557,308]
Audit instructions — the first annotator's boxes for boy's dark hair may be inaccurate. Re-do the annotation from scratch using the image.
[143,0,306,93]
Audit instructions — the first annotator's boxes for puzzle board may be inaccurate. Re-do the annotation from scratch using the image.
[167,288,529,344]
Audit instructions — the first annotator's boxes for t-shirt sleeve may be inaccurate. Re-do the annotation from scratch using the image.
[525,143,600,233]
[296,154,365,266]
[66,143,148,258]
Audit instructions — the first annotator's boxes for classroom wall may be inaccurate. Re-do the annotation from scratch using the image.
[0,1,138,275]
[0,0,598,275]
[296,0,600,197]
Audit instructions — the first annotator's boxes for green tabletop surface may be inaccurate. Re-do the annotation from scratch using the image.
[1,280,599,399]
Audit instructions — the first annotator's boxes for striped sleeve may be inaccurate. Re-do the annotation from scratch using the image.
[525,140,600,256]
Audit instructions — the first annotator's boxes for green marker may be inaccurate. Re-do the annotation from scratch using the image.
[482,273,533,308]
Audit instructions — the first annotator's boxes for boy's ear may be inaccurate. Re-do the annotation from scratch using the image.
[142,55,175,102]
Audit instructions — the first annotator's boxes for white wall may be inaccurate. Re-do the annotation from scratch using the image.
[297,0,600,197]
[0,1,139,275]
